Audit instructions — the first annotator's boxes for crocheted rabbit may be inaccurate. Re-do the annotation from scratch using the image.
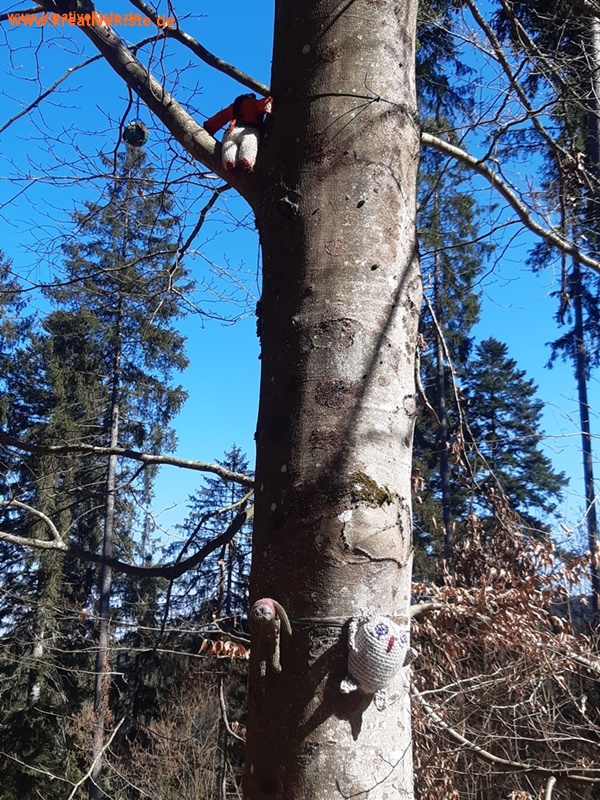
[340,615,410,710]
[250,598,292,676]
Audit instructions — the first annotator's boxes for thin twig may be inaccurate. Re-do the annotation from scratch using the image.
[218,676,246,743]
[67,717,125,800]
[0,54,102,135]
[413,687,600,784]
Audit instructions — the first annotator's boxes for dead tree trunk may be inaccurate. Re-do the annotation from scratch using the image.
[433,245,455,574]
[245,1,420,797]
[89,297,123,800]
[579,14,600,616]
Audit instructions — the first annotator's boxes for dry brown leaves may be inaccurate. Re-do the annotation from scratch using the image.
[412,495,600,800]
[198,637,249,660]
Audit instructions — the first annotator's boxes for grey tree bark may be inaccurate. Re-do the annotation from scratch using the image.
[246,1,421,797]
[89,297,122,800]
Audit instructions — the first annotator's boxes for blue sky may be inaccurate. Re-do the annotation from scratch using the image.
[0,1,274,527]
[0,1,597,541]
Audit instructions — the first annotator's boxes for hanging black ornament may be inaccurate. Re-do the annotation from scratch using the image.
[123,119,149,148]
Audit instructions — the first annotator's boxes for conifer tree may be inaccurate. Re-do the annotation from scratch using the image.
[171,444,253,622]
[462,337,567,531]
[494,0,600,606]
[414,145,487,577]
[0,148,193,798]
[413,15,489,576]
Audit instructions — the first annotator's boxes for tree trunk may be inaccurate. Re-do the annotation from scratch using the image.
[587,16,600,227]
[572,258,600,615]
[27,471,64,709]
[580,14,600,616]
[89,298,123,799]
[433,246,455,573]
[245,2,420,797]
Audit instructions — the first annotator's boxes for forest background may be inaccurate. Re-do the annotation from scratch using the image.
[1,1,592,532]
[1,0,600,799]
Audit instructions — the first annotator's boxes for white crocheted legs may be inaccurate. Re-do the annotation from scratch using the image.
[221,125,260,172]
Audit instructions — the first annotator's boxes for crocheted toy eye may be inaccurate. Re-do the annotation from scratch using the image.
[374,622,389,638]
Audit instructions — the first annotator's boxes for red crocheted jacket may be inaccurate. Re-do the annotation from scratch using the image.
[204,95,273,136]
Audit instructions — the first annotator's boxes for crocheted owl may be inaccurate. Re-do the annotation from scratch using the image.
[340,615,409,710]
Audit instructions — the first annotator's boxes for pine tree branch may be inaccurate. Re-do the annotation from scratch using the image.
[421,131,600,275]
[0,432,254,487]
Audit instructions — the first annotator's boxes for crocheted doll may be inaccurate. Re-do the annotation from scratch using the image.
[340,615,410,710]
[204,93,273,173]
[250,597,292,677]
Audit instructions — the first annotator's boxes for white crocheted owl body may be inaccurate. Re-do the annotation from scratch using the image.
[341,616,409,707]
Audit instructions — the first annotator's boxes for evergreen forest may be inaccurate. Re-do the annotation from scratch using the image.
[2,1,600,798]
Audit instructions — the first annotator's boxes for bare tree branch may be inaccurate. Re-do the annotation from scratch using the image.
[545,776,557,800]
[0,500,254,579]
[67,718,125,800]
[34,0,258,203]
[177,184,229,261]
[464,0,570,163]
[0,5,42,21]
[421,131,600,274]
[0,499,66,547]
[0,53,103,135]
[127,0,270,96]
[413,687,600,784]
[0,432,254,487]
[219,676,246,743]
[410,601,447,617]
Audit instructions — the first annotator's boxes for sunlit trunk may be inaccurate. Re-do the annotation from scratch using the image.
[245,1,420,796]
